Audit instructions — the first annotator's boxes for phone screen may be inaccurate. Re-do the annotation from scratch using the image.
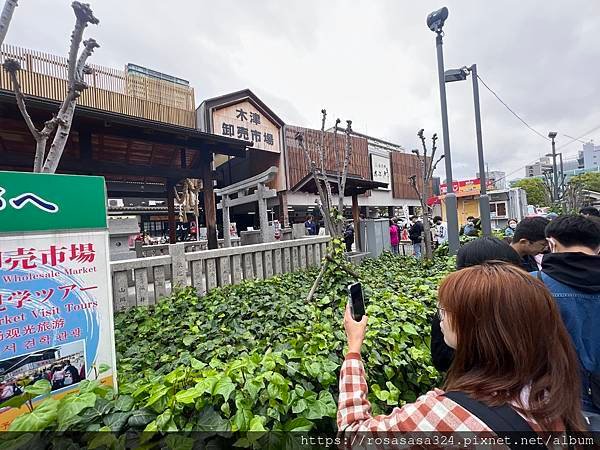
[348,283,365,321]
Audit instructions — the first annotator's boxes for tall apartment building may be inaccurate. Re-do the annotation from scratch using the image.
[525,157,552,177]
[582,141,600,170]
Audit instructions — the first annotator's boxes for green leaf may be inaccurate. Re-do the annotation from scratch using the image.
[9,398,59,431]
[182,335,196,346]
[232,408,253,431]
[174,387,203,405]
[195,376,219,395]
[402,323,418,335]
[145,385,170,407]
[127,408,157,428]
[102,411,134,432]
[57,392,97,430]
[190,357,206,371]
[98,363,111,374]
[291,399,307,414]
[155,409,178,431]
[247,416,267,442]
[196,406,231,432]
[23,379,51,397]
[113,395,135,412]
[0,394,29,410]
[243,378,264,400]
[88,432,118,450]
[212,376,235,401]
[283,417,314,432]
[165,435,194,450]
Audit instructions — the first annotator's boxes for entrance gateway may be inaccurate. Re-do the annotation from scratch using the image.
[0,171,116,428]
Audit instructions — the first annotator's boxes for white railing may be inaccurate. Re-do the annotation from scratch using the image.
[110,236,330,312]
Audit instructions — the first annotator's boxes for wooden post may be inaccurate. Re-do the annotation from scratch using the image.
[167,180,177,244]
[200,152,218,249]
[278,191,289,227]
[257,183,270,244]
[352,194,361,251]
[222,195,231,248]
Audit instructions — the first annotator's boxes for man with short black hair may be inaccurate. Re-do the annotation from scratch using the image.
[408,215,424,258]
[537,215,600,428]
[510,216,549,272]
[580,206,600,217]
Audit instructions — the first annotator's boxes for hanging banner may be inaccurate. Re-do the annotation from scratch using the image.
[0,171,116,429]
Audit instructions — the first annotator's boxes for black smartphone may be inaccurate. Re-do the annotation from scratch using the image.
[347,282,365,321]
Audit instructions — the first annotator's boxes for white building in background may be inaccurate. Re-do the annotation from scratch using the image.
[582,141,600,170]
[476,170,507,190]
[525,157,552,178]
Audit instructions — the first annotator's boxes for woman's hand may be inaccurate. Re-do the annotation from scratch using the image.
[344,304,368,354]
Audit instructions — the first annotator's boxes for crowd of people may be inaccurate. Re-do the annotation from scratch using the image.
[338,207,600,436]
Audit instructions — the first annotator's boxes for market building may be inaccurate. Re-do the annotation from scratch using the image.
[197,89,427,232]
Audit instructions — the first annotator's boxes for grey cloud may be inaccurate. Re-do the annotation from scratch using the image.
[4,0,598,181]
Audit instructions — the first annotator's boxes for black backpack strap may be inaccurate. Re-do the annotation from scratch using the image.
[445,391,546,450]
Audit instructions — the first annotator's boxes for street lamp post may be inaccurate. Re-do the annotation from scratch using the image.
[427,6,460,255]
[443,64,491,237]
[548,132,558,205]
[546,150,566,212]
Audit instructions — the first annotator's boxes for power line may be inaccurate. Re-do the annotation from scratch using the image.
[476,74,549,142]
[557,124,600,150]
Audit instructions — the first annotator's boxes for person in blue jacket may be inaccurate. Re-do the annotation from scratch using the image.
[304,215,317,235]
[535,215,600,430]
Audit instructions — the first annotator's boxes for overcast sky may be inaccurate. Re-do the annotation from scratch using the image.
[7,0,600,181]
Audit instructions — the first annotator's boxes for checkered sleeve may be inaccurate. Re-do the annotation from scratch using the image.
[337,353,491,434]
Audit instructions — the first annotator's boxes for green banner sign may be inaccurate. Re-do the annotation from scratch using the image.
[0,171,107,233]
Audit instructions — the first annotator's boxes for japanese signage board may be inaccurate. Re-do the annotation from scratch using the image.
[440,178,494,197]
[370,154,391,190]
[0,171,116,429]
[212,100,281,153]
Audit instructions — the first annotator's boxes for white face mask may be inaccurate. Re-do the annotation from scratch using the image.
[509,222,517,229]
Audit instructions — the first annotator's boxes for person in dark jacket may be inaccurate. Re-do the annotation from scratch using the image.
[430,237,522,373]
[343,221,354,252]
[509,216,549,271]
[536,215,600,429]
[408,216,424,258]
[304,215,317,235]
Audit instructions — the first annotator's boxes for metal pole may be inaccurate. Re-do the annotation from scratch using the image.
[435,32,460,254]
[551,137,559,205]
[470,64,491,237]
[559,152,565,212]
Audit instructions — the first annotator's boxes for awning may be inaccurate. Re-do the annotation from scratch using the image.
[291,171,387,196]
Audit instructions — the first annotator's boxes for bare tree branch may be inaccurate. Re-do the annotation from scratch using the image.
[42,2,99,173]
[319,109,334,214]
[0,0,18,48]
[339,120,353,209]
[75,38,99,81]
[4,59,39,139]
[295,132,334,235]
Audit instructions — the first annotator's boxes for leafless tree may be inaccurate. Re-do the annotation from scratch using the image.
[0,0,18,47]
[2,2,99,173]
[294,110,357,301]
[174,179,201,241]
[409,129,444,260]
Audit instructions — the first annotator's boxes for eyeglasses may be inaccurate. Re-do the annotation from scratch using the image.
[437,306,447,321]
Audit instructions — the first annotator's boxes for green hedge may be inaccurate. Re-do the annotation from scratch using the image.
[3,252,453,447]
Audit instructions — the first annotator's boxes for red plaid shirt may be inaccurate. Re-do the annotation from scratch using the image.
[337,353,547,435]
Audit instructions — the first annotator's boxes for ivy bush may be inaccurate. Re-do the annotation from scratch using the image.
[3,251,453,448]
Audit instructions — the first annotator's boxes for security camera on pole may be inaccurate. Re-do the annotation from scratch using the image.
[426,7,460,255]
